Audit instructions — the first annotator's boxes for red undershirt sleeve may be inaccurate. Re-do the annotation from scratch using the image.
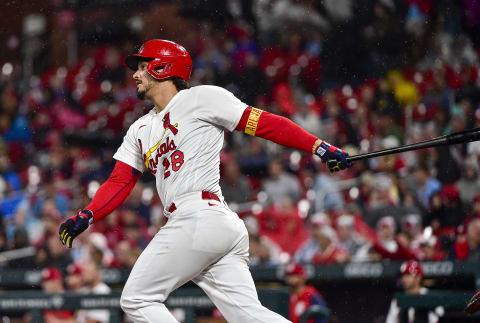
[85,160,142,222]
[235,107,319,153]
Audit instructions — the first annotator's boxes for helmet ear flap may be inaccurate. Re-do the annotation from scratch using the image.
[147,60,172,80]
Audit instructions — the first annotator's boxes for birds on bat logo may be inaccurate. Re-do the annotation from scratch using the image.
[142,112,179,174]
[163,112,178,135]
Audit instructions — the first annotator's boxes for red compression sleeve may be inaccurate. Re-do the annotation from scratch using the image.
[85,160,142,222]
[235,107,318,153]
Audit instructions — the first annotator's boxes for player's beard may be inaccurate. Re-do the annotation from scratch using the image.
[136,86,146,100]
[136,81,152,100]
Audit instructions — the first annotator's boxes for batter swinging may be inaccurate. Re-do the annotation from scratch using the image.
[59,39,351,323]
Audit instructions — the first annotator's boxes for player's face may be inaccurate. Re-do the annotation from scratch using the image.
[286,274,304,289]
[401,274,420,292]
[133,61,154,100]
[337,225,352,241]
[66,274,83,290]
[81,262,99,286]
[42,279,63,293]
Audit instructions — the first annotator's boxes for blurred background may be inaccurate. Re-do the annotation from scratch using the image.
[0,0,480,322]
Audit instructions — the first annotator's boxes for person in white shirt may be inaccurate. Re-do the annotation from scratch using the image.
[386,260,444,323]
[77,261,111,323]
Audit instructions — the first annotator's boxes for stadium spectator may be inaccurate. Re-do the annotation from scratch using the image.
[372,78,402,122]
[364,174,417,228]
[262,159,301,205]
[41,267,76,323]
[399,214,424,249]
[72,232,113,268]
[258,197,310,256]
[413,166,441,210]
[5,205,36,249]
[426,184,466,231]
[66,263,84,292]
[311,225,349,264]
[336,214,367,261]
[220,157,252,204]
[236,136,270,178]
[385,260,444,323]
[294,213,331,264]
[93,210,124,250]
[451,217,480,261]
[78,261,111,323]
[312,167,345,213]
[456,158,480,209]
[418,236,445,261]
[236,52,266,105]
[113,240,140,269]
[35,233,73,269]
[244,216,282,266]
[372,216,417,261]
[465,194,480,222]
[292,94,322,138]
[119,207,149,250]
[422,64,453,118]
[285,263,327,323]
[88,232,114,267]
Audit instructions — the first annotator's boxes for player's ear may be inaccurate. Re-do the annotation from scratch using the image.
[154,65,165,73]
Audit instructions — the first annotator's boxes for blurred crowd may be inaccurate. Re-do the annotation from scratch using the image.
[35,263,111,323]
[1,0,480,279]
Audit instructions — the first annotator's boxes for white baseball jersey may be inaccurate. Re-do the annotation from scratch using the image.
[113,85,248,210]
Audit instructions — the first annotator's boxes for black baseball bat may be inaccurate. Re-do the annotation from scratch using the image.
[340,127,480,163]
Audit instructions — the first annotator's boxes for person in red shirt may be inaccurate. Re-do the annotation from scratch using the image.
[285,263,328,323]
[372,216,417,261]
[311,225,350,264]
[451,217,480,261]
[65,263,84,292]
[41,267,76,323]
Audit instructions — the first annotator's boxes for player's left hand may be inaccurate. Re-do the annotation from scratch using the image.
[315,141,352,172]
[59,210,93,248]
[465,290,480,314]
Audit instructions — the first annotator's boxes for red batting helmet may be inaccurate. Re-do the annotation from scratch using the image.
[42,267,63,281]
[125,39,193,82]
[400,260,424,277]
[285,263,306,277]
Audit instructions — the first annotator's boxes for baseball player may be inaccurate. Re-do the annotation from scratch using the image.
[285,263,327,323]
[59,39,351,323]
[385,260,444,323]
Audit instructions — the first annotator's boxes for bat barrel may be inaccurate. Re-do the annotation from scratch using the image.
[446,127,480,145]
[341,127,480,163]
[346,137,447,162]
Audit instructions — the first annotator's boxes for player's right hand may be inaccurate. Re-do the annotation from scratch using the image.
[59,209,93,248]
[315,141,352,172]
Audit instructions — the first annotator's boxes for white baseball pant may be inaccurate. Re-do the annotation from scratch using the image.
[120,192,291,323]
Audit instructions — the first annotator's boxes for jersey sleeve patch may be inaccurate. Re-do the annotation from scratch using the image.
[245,107,263,136]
